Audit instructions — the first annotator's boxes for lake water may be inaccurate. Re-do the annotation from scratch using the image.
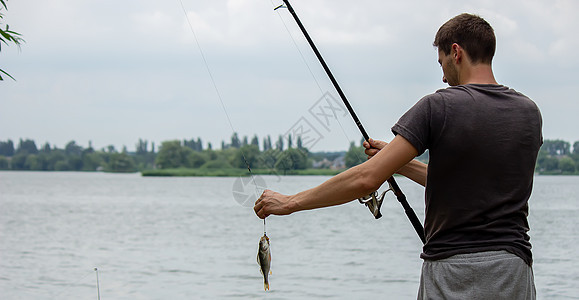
[0,171,578,299]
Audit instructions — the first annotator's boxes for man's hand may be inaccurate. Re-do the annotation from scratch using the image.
[363,138,388,159]
[254,189,293,219]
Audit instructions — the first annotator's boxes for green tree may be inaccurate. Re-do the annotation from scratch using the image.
[258,148,281,169]
[262,136,272,151]
[63,140,83,170]
[571,142,579,172]
[187,151,208,168]
[0,155,8,169]
[231,145,260,169]
[10,153,27,170]
[541,156,560,172]
[16,139,38,155]
[251,135,259,148]
[54,160,70,171]
[35,153,52,170]
[105,145,117,153]
[0,139,14,156]
[184,138,203,152]
[82,152,104,171]
[46,150,66,170]
[276,135,284,151]
[275,148,308,172]
[156,140,192,169]
[69,156,83,171]
[296,136,304,150]
[65,140,83,156]
[40,142,51,153]
[0,0,25,80]
[24,154,41,170]
[542,139,570,156]
[107,152,136,173]
[231,133,241,149]
[345,141,365,168]
[558,156,576,174]
[136,139,148,155]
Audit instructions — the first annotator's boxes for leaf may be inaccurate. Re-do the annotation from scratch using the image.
[0,68,16,81]
[0,27,24,46]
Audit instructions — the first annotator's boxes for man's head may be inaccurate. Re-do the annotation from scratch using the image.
[433,13,496,65]
[434,13,496,86]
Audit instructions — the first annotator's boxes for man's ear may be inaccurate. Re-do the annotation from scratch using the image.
[451,43,462,63]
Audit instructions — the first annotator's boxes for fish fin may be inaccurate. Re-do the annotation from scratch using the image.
[269,270,272,275]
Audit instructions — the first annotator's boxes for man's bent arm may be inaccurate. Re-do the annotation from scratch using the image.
[397,159,427,187]
[364,137,427,187]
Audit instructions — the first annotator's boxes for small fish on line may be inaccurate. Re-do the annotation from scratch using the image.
[257,233,272,291]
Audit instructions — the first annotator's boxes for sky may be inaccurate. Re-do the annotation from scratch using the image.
[1,0,578,152]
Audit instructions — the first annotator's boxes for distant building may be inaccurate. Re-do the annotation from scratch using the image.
[312,156,346,170]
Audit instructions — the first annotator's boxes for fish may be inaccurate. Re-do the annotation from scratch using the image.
[257,233,272,291]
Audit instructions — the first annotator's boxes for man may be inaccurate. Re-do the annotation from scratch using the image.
[254,13,541,299]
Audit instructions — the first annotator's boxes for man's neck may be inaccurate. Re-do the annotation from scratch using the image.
[459,63,498,85]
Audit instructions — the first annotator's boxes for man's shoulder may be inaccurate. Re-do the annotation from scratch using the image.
[431,84,534,103]
[428,86,470,99]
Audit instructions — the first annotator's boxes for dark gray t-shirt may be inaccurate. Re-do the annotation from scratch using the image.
[392,84,542,265]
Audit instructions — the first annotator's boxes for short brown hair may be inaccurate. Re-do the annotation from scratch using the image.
[433,13,496,64]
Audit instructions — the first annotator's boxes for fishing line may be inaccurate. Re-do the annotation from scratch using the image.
[270,0,366,161]
[94,268,101,300]
[177,0,264,228]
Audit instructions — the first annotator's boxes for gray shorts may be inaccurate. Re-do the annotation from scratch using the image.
[418,250,536,300]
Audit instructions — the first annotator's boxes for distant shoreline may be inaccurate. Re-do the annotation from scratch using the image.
[140,168,344,177]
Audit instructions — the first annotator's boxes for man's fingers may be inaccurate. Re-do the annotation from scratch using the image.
[365,148,379,156]
[254,190,270,219]
[363,140,370,149]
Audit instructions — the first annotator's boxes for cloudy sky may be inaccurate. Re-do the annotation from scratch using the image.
[1,0,578,152]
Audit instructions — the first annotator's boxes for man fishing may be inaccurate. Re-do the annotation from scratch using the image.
[254,13,541,299]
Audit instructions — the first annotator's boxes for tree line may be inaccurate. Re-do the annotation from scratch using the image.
[0,134,361,173]
[1,137,577,175]
[0,139,153,172]
[150,133,361,174]
[536,139,579,175]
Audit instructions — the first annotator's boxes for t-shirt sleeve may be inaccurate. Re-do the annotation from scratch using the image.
[391,93,441,155]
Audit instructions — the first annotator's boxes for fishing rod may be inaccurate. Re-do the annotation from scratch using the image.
[276,0,426,244]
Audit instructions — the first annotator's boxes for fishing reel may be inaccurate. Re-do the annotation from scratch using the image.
[358,181,394,219]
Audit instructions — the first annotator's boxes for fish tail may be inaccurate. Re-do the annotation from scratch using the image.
[264,281,269,291]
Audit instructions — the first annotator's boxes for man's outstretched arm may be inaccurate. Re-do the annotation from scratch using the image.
[254,135,418,219]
